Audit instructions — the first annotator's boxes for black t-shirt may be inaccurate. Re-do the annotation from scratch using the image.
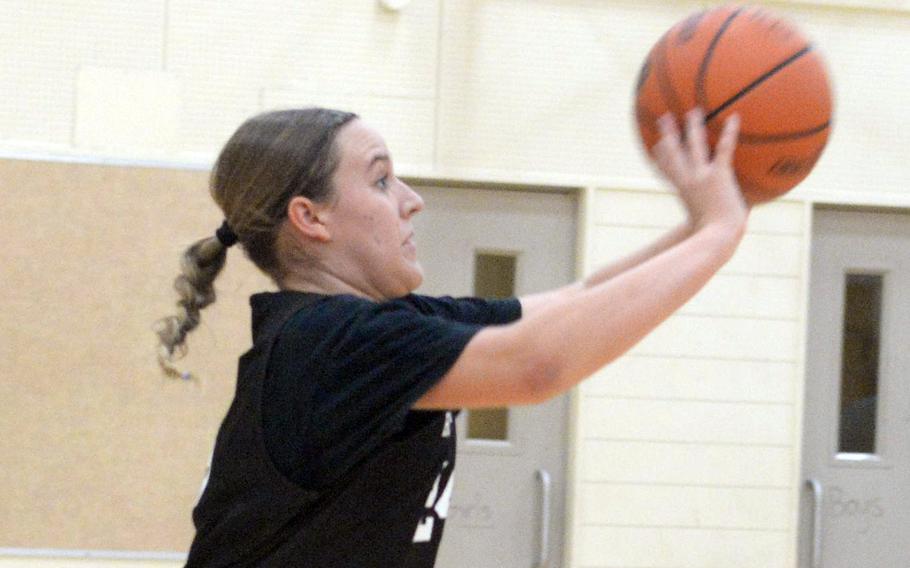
[186,290,521,568]
[262,293,522,491]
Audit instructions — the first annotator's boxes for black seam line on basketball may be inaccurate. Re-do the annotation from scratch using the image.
[738,121,830,144]
[695,7,744,110]
[705,45,813,124]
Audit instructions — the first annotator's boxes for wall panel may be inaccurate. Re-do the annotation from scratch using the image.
[167,0,439,159]
[0,1,164,148]
[574,183,807,567]
[581,398,793,445]
[577,526,789,568]
[580,441,793,487]
[580,485,791,529]
[582,356,797,403]
[0,158,271,553]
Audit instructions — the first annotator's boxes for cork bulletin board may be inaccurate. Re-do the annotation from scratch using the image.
[0,158,274,553]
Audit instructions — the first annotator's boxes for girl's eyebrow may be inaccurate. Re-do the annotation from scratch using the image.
[367,154,390,172]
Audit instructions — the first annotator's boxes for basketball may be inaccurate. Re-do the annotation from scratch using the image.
[635,5,833,204]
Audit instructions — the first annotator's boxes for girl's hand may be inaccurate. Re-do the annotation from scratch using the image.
[653,108,749,235]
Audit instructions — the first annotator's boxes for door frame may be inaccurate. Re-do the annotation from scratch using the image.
[403,176,588,568]
[796,203,910,567]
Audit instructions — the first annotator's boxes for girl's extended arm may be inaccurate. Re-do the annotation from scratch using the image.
[415,109,748,409]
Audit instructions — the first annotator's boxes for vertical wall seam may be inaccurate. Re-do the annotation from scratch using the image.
[432,0,445,171]
[162,0,169,71]
[789,198,815,567]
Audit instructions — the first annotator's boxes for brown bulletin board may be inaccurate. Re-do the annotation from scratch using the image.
[0,158,274,552]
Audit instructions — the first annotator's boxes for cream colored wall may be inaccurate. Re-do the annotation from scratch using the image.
[572,190,807,567]
[782,2,910,205]
[0,560,181,568]
[2,0,907,567]
[3,1,908,198]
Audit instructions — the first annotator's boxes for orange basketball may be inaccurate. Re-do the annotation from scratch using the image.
[635,4,833,204]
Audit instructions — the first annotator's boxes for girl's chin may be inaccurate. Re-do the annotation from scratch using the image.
[407,263,424,289]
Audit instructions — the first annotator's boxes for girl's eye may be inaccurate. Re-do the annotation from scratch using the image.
[376,176,389,191]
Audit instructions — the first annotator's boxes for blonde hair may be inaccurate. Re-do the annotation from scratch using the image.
[154,108,358,379]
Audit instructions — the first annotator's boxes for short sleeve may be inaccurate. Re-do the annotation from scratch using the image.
[403,294,522,325]
[264,295,482,490]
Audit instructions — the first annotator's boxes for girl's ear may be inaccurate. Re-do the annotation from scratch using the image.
[287,196,331,242]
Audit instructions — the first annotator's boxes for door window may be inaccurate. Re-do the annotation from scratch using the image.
[466,252,517,441]
[837,273,883,456]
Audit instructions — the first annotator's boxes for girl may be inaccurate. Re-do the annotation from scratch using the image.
[156,107,747,567]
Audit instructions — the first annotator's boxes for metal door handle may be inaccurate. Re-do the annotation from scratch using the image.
[806,478,823,568]
[536,469,551,568]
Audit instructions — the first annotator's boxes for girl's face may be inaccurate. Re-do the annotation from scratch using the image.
[324,119,425,300]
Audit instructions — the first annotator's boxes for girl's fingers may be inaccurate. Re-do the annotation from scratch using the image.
[655,113,687,182]
[715,113,740,166]
[658,112,680,137]
[686,108,708,166]
[654,140,685,186]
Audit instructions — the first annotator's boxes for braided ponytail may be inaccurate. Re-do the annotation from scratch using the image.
[154,235,229,380]
[154,107,357,381]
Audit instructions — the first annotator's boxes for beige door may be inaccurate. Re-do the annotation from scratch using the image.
[411,184,576,568]
[800,208,910,568]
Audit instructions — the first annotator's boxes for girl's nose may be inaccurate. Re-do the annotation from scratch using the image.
[400,180,424,217]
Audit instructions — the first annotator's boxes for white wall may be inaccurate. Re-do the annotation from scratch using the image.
[2,1,907,198]
[572,190,807,567]
[2,0,907,566]
[0,559,180,568]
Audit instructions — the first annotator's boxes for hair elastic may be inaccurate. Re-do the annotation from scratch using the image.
[215,220,239,248]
